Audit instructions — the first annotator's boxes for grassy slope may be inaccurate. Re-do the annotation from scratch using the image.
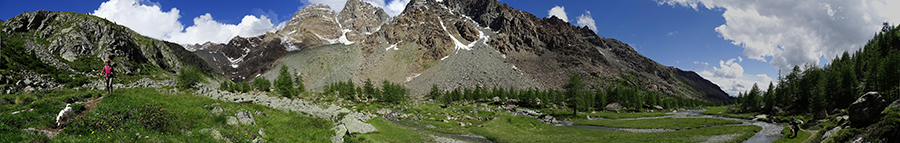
[2,88,332,142]
[774,127,812,143]
[346,118,430,143]
[573,117,742,129]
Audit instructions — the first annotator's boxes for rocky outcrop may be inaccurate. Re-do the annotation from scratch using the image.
[192,35,286,81]
[271,4,341,48]
[1,11,210,92]
[849,92,889,127]
[191,84,375,142]
[338,0,392,41]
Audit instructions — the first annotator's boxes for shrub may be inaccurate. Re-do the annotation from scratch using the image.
[252,77,271,92]
[295,74,306,93]
[176,66,202,89]
[427,84,441,100]
[239,81,251,93]
[219,80,233,92]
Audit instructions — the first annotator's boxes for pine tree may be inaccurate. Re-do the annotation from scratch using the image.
[763,82,776,112]
[275,65,297,98]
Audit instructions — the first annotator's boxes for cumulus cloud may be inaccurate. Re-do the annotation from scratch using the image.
[696,56,773,96]
[699,70,773,96]
[548,6,568,22]
[91,0,183,40]
[713,58,743,78]
[93,0,280,44]
[303,0,411,17]
[694,61,709,68]
[576,11,598,32]
[657,0,900,73]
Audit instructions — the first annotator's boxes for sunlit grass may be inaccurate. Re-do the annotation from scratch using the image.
[573,117,742,129]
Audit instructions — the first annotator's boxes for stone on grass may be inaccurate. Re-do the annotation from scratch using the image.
[211,106,223,115]
[341,117,377,134]
[849,92,889,127]
[226,116,239,126]
[235,110,256,125]
[605,102,624,111]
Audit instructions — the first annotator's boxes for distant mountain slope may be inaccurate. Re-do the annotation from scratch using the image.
[1,10,210,92]
[191,0,731,103]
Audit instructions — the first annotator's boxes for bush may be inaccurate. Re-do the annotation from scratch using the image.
[252,77,271,92]
[219,80,233,92]
[427,84,441,100]
[239,81,251,93]
[295,74,306,93]
[176,66,202,89]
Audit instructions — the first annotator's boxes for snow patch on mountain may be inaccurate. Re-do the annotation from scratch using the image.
[226,47,250,68]
[406,73,421,82]
[385,42,400,51]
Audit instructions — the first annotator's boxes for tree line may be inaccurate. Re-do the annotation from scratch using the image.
[426,73,719,113]
[324,78,409,104]
[733,23,900,115]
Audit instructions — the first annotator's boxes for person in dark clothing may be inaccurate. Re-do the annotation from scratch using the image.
[102,59,114,94]
[790,116,800,137]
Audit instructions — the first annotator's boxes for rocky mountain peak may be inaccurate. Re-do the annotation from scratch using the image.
[338,0,392,41]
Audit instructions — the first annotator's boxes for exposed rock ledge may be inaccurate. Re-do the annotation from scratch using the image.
[191,83,376,143]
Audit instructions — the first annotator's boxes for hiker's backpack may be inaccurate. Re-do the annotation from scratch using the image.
[103,66,112,77]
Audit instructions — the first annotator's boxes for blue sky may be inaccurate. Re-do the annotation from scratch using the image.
[3,0,898,96]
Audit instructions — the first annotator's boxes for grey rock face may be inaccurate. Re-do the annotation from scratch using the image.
[338,0,391,41]
[605,102,625,111]
[849,92,889,127]
[226,116,239,126]
[211,106,223,115]
[235,110,257,125]
[341,115,377,134]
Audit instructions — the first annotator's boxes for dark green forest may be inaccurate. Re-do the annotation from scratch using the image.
[733,23,900,115]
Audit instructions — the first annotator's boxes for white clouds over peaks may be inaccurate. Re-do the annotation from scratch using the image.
[91,0,182,40]
[303,0,411,17]
[698,57,772,96]
[713,58,743,78]
[92,0,279,44]
[576,11,598,32]
[363,0,411,17]
[657,0,900,74]
[548,6,568,22]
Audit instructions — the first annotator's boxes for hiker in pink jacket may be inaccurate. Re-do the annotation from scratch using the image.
[102,59,114,94]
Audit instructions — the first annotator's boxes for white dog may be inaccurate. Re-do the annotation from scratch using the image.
[56,104,73,127]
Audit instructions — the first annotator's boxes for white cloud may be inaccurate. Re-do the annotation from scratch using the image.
[694,61,709,68]
[303,0,411,17]
[91,0,183,40]
[576,11,597,32]
[713,58,743,78]
[699,70,772,96]
[548,6,568,22]
[93,0,280,44]
[657,0,900,73]
[698,56,774,96]
[738,56,743,62]
[667,31,678,36]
